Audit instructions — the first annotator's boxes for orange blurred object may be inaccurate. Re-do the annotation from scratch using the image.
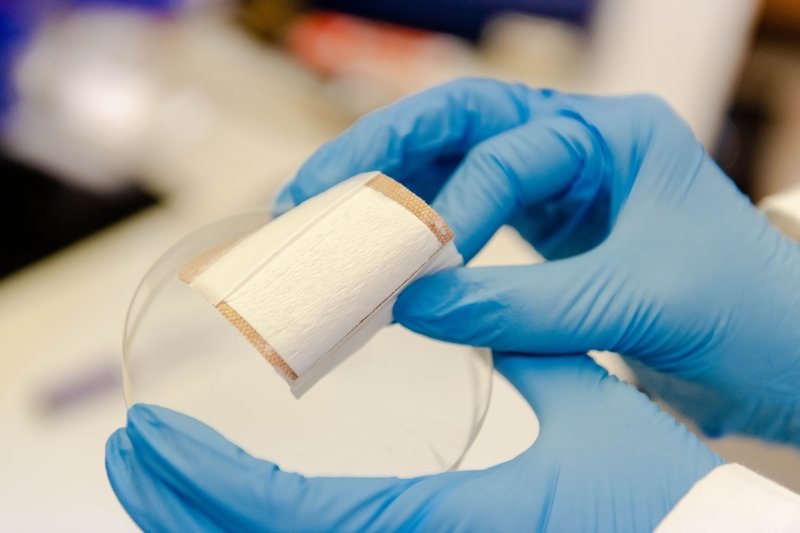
[286,11,457,76]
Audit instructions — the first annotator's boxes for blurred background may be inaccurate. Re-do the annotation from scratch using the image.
[1,0,799,530]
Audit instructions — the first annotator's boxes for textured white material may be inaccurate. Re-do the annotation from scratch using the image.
[761,185,800,242]
[656,464,800,532]
[189,172,462,396]
[289,239,460,397]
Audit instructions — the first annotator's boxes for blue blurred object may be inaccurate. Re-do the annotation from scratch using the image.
[71,0,178,7]
[0,2,37,119]
[285,78,800,446]
[106,356,721,531]
[312,0,595,40]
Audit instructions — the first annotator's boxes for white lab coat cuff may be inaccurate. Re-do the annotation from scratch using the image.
[655,463,800,532]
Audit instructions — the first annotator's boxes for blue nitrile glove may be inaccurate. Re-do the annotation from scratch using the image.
[107,356,722,532]
[280,78,800,445]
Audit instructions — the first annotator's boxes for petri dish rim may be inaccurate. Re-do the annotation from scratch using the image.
[122,211,493,475]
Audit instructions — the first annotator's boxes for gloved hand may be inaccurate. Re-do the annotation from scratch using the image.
[107,355,722,532]
[280,78,800,445]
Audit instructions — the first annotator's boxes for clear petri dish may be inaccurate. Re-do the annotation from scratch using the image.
[123,212,493,477]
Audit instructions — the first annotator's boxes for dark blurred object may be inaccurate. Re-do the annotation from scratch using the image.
[310,0,595,40]
[1,153,157,278]
[760,0,800,37]
[724,29,800,201]
[237,0,306,41]
[35,358,121,417]
[714,103,769,198]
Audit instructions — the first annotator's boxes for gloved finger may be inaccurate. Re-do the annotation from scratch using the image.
[431,114,598,260]
[286,78,532,207]
[270,179,296,217]
[271,153,459,217]
[394,258,623,355]
[399,153,463,204]
[108,404,473,532]
[106,428,226,532]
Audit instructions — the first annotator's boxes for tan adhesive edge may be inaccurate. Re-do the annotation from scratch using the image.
[178,241,237,284]
[178,226,258,284]
[178,174,453,384]
[216,302,299,381]
[366,174,454,246]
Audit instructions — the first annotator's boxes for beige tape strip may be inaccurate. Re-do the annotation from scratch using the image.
[178,174,455,384]
[178,223,261,285]
[366,174,454,246]
[216,302,299,381]
[178,241,238,285]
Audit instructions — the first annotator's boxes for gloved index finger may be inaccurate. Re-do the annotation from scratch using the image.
[288,78,532,206]
[431,114,591,260]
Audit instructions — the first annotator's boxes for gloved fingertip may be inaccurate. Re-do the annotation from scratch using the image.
[127,403,168,429]
[126,403,256,480]
[105,428,138,503]
[106,427,132,460]
[429,201,486,264]
[128,403,212,435]
[491,352,544,387]
[394,272,459,323]
[126,404,212,455]
[394,268,508,348]
[269,179,297,217]
[105,429,135,495]
[106,421,216,533]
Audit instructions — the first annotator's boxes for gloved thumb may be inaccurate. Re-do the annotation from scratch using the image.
[394,255,623,355]
[106,404,468,532]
